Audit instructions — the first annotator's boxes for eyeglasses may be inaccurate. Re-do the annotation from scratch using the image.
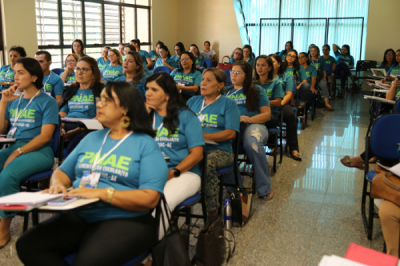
[298,56,306,59]
[230,71,244,76]
[287,54,296,59]
[234,52,242,56]
[180,58,190,63]
[74,67,92,74]
[98,96,114,106]
[66,60,76,63]
[107,54,116,59]
[174,49,181,52]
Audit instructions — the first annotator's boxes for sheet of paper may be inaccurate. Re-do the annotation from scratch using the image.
[0,138,16,143]
[373,89,389,93]
[62,118,103,130]
[319,255,369,266]
[375,81,391,88]
[0,192,62,206]
[38,198,99,211]
[204,139,218,145]
[389,163,400,177]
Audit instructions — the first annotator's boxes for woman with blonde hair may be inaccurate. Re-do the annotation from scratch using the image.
[60,53,79,85]
[101,49,123,82]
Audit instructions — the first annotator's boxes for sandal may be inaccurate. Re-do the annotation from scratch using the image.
[324,106,335,111]
[259,190,274,201]
[340,156,365,170]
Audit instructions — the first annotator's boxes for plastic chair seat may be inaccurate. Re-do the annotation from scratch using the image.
[152,66,171,74]
[217,165,233,175]
[175,192,200,210]
[64,250,149,266]
[22,170,53,183]
[366,170,376,182]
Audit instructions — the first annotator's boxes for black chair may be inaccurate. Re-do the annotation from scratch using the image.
[266,107,284,172]
[353,60,378,92]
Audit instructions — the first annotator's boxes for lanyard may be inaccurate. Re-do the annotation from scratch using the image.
[199,95,221,115]
[152,112,164,132]
[13,90,41,126]
[4,67,13,82]
[226,88,242,98]
[43,72,52,90]
[91,129,132,173]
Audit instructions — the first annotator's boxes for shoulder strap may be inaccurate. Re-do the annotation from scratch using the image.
[59,85,79,110]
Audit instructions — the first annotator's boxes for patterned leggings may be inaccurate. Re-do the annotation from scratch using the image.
[204,149,234,212]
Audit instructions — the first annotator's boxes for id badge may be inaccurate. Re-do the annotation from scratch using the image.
[79,171,101,188]
[197,114,205,123]
[6,127,17,139]
[46,92,52,96]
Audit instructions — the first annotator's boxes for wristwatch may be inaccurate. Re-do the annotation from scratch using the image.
[106,187,115,203]
[16,148,25,156]
[173,168,181,177]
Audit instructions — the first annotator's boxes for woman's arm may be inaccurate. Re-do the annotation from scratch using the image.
[162,60,176,71]
[282,90,293,106]
[60,68,71,83]
[386,80,400,100]
[167,146,203,180]
[212,54,218,63]
[310,77,317,93]
[146,58,153,69]
[0,82,15,86]
[59,111,67,118]
[176,84,199,93]
[248,105,271,124]
[46,168,73,195]
[203,129,236,142]
[332,62,336,72]
[333,44,340,52]
[296,79,307,90]
[0,102,9,134]
[269,97,282,108]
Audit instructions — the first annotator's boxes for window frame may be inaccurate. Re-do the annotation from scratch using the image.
[37,0,151,65]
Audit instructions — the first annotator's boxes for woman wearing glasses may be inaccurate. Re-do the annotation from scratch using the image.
[0,46,27,91]
[279,41,293,61]
[96,46,111,73]
[170,52,201,102]
[115,51,147,99]
[101,49,123,82]
[230,47,244,64]
[154,45,177,71]
[224,61,273,201]
[60,54,79,85]
[59,57,104,154]
[17,82,168,266]
[171,42,185,66]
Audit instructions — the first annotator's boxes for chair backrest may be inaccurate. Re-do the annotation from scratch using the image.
[325,63,333,77]
[371,114,400,160]
[152,66,171,74]
[52,68,65,76]
[225,69,232,86]
[204,58,212,68]
[356,60,378,72]
[394,99,400,114]
[52,117,62,158]
[292,78,297,98]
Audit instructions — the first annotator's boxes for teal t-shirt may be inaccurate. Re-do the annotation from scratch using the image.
[96,57,111,73]
[279,50,287,60]
[114,75,147,99]
[299,65,317,83]
[224,85,270,117]
[42,72,65,97]
[171,55,180,65]
[334,50,354,66]
[102,64,124,82]
[149,50,159,61]
[170,69,202,97]
[277,72,293,93]
[0,65,14,91]
[187,95,240,153]
[310,58,327,72]
[379,62,394,73]
[320,56,336,75]
[139,50,150,71]
[155,57,177,68]
[257,80,284,115]
[230,58,237,64]
[62,73,76,85]
[388,65,400,77]
[245,58,255,67]
[194,56,205,68]
[59,129,168,223]
[5,93,59,144]
[153,108,204,176]
[60,88,96,119]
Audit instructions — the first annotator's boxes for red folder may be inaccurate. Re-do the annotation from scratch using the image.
[345,243,398,266]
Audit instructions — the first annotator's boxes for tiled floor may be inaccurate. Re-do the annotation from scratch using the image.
[0,91,385,266]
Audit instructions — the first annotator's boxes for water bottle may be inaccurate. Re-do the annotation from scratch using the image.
[224,197,232,229]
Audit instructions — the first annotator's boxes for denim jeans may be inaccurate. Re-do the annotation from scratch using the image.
[298,82,311,106]
[318,80,329,98]
[225,124,272,197]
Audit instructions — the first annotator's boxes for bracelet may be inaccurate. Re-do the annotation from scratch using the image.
[106,187,115,203]
[17,148,25,156]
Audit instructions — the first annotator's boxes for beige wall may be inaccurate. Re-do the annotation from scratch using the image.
[151,0,179,50]
[1,0,38,62]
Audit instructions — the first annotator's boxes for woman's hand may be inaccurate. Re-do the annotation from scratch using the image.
[310,87,317,94]
[65,66,74,75]
[144,102,156,114]
[67,187,106,200]
[196,65,201,68]
[3,150,20,169]
[1,85,20,103]
[64,129,79,142]
[240,115,252,124]
[43,183,68,195]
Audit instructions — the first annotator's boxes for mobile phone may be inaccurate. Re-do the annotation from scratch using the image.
[47,197,78,206]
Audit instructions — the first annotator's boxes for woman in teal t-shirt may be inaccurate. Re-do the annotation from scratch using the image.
[101,49,123,82]
[321,44,337,98]
[17,81,168,265]
[225,61,274,201]
[243,45,255,67]
[332,44,356,98]
[230,47,244,64]
[154,45,177,71]
[383,49,400,83]
[190,44,205,69]
[279,41,293,62]
[0,46,26,91]
[186,68,240,221]
[60,53,78,85]
[297,52,317,117]
[284,49,301,82]
[171,42,185,66]
[145,72,204,233]
[96,46,111,73]
[170,52,201,102]
[379,49,396,73]
[0,58,59,248]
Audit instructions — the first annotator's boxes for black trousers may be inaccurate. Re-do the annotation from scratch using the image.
[265,113,279,129]
[64,123,86,155]
[282,104,299,152]
[17,212,157,266]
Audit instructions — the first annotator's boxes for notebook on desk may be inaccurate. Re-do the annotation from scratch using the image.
[364,95,396,105]
[0,192,62,208]
[62,118,104,130]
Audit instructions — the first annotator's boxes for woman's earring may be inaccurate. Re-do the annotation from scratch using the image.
[120,112,130,128]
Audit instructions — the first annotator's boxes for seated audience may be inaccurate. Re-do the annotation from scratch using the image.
[297,52,317,118]
[170,52,201,102]
[59,57,104,154]
[171,42,185,65]
[0,46,27,90]
[230,47,244,64]
[119,43,125,59]
[332,44,356,97]
[35,51,65,105]
[201,41,217,66]
[383,49,400,82]
[149,40,164,62]
[308,44,315,56]
[131,39,153,70]
[189,44,205,69]
[225,61,274,201]
[145,72,203,224]
[96,46,111,73]
[101,49,123,82]
[309,46,334,110]
[186,68,240,223]
[16,81,168,266]
[115,50,147,99]
[379,49,396,73]
[253,55,284,129]
[321,44,336,99]
[0,58,59,249]
[243,45,255,67]
[279,41,293,61]
[270,54,301,161]
[60,53,79,85]
[72,39,87,58]
[154,45,177,71]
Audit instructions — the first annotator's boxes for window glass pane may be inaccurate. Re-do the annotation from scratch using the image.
[123,0,136,4]
[140,45,149,52]
[137,8,149,42]
[122,7,135,43]
[41,49,63,69]
[86,47,102,60]
[136,0,149,6]
[36,0,60,45]
[105,4,120,44]
[62,0,82,45]
[85,2,102,45]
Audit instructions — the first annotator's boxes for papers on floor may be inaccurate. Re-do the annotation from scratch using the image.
[319,255,368,266]
[62,118,104,130]
[363,95,396,105]
[0,192,62,207]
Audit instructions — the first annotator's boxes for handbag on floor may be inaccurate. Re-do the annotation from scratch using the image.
[231,188,253,227]
[371,165,400,207]
[217,56,232,71]
[151,195,191,266]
